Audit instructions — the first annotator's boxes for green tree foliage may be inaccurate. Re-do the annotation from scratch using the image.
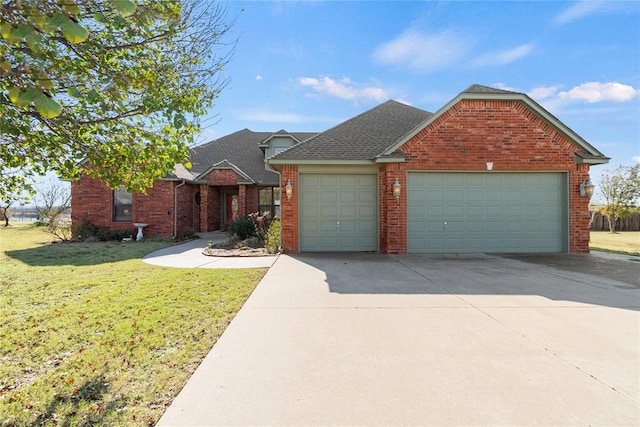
[597,164,640,233]
[1,0,233,199]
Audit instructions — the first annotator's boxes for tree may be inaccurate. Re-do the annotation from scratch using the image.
[34,179,72,239]
[597,164,640,233]
[0,201,12,227]
[1,0,233,200]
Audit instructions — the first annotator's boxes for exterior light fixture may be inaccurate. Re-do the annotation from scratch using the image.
[579,179,595,198]
[285,179,293,200]
[392,178,401,199]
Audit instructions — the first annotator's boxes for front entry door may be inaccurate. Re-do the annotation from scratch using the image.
[226,194,239,222]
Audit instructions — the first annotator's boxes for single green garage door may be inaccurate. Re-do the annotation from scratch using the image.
[300,174,377,251]
[407,172,567,253]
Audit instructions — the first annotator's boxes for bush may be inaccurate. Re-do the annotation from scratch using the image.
[264,220,281,254]
[74,221,108,241]
[226,216,256,240]
[74,221,134,242]
[176,227,196,241]
[108,229,134,241]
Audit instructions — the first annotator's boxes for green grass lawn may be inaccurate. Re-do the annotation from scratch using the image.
[0,226,265,426]
[590,231,640,255]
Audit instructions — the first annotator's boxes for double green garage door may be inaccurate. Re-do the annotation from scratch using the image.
[299,172,567,253]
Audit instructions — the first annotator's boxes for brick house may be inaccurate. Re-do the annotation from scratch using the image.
[71,129,317,239]
[268,84,608,254]
[72,84,608,253]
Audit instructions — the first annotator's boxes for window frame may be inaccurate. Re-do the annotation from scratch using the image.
[112,186,133,222]
[258,186,280,219]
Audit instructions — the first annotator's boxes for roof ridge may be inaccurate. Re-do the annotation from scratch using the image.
[463,83,522,95]
[273,100,429,158]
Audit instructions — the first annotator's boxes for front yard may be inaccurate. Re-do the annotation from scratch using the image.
[0,226,265,426]
[590,231,640,255]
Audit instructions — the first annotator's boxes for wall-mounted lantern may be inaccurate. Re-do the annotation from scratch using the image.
[579,179,595,198]
[285,179,293,200]
[392,178,401,199]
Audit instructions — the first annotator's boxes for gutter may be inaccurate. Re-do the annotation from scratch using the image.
[173,180,186,239]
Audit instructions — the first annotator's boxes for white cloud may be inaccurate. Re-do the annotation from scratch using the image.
[553,1,632,25]
[557,82,638,103]
[298,76,388,102]
[255,75,263,81]
[553,1,608,25]
[472,43,535,67]
[492,82,518,92]
[527,85,560,100]
[632,156,640,164]
[372,28,472,72]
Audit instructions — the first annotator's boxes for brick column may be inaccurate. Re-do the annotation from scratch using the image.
[199,184,209,232]
[238,185,247,217]
[570,163,592,253]
[280,165,299,253]
[380,163,407,254]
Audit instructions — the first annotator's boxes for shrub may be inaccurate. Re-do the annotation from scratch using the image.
[226,216,256,240]
[176,227,196,241]
[108,229,134,241]
[248,211,273,242]
[74,221,108,241]
[264,219,281,254]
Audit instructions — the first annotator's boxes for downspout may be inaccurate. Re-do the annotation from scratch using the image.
[266,160,283,252]
[173,180,186,239]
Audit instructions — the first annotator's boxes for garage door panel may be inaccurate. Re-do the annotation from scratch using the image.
[300,174,377,251]
[408,172,566,253]
[467,221,484,232]
[320,206,338,217]
[319,176,338,186]
[320,192,338,203]
[339,206,357,218]
[426,222,445,232]
[426,190,445,202]
[408,222,425,233]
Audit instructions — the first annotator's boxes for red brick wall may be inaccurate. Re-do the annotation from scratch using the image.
[207,169,241,186]
[246,186,260,215]
[71,176,177,238]
[280,165,299,252]
[378,163,406,254]
[133,180,175,237]
[71,175,130,234]
[393,98,592,253]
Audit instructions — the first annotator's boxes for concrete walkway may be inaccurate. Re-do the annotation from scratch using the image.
[142,232,279,269]
[159,252,640,426]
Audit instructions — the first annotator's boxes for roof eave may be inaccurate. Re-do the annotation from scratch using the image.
[268,159,375,166]
[575,153,610,165]
[375,154,406,164]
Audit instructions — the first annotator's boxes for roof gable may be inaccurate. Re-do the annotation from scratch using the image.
[382,85,608,163]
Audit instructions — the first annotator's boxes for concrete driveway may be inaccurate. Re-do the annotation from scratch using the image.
[159,252,640,426]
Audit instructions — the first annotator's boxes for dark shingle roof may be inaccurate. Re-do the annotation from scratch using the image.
[463,84,521,95]
[183,129,317,184]
[273,100,432,161]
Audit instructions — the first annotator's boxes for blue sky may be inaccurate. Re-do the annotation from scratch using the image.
[198,0,640,197]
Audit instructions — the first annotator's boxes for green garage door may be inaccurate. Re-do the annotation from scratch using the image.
[408,172,566,253]
[300,174,377,251]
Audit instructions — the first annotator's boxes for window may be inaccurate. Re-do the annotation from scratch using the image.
[113,186,132,222]
[259,187,280,218]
